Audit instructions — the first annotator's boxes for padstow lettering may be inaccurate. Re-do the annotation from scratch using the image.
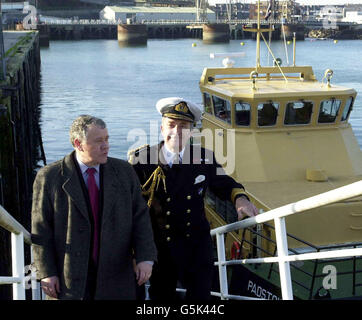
[247,280,280,300]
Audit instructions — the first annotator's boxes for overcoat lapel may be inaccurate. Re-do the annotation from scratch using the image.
[61,152,90,222]
[101,161,119,225]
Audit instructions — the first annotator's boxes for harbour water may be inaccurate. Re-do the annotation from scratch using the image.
[39,39,362,163]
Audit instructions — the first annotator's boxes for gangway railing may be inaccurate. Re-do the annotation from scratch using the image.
[210,180,362,300]
[2,180,362,300]
[0,205,42,300]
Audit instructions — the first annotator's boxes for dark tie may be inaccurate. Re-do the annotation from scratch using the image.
[86,168,99,265]
[169,154,182,167]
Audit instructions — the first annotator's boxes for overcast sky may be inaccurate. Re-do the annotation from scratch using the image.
[208,0,362,5]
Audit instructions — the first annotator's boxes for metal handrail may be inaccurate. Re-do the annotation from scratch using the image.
[0,205,31,244]
[0,205,41,300]
[210,180,362,300]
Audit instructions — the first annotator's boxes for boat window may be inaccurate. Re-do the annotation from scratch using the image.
[212,96,231,124]
[203,92,213,114]
[258,102,279,126]
[341,97,354,122]
[235,102,251,126]
[318,99,341,123]
[284,101,313,125]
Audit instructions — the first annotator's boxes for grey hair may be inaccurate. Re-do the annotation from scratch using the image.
[69,115,106,147]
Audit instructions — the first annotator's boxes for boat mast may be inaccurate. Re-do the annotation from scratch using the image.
[244,0,288,81]
[256,0,261,68]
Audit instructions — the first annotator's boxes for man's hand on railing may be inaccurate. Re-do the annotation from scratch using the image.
[41,276,60,299]
[235,197,258,221]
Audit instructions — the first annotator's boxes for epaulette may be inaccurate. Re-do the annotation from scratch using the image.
[127,144,149,165]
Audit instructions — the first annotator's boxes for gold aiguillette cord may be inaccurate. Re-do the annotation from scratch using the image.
[141,166,167,207]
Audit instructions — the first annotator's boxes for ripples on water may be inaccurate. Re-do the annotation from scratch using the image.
[39,39,362,163]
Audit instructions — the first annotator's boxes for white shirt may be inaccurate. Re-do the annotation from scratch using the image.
[162,144,185,167]
[75,154,100,189]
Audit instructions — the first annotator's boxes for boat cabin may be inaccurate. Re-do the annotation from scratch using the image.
[200,66,356,130]
[199,65,362,249]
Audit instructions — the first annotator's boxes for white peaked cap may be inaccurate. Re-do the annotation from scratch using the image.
[156,97,202,122]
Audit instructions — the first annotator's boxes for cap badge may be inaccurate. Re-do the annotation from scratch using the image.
[174,102,189,114]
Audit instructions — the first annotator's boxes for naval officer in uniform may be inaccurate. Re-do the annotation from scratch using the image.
[129,97,258,300]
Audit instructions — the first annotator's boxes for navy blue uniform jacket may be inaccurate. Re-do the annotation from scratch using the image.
[130,142,246,273]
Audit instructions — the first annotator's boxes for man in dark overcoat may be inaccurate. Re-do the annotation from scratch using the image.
[128,97,258,300]
[31,115,157,300]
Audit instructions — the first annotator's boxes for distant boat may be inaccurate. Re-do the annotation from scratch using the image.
[305,37,328,41]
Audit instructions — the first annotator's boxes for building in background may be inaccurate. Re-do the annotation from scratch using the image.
[1,2,27,25]
[316,5,344,22]
[343,11,362,24]
[212,2,250,21]
[80,0,111,4]
[100,5,216,22]
[247,0,303,22]
[80,0,194,6]
[342,4,362,24]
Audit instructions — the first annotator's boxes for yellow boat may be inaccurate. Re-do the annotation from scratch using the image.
[199,1,362,300]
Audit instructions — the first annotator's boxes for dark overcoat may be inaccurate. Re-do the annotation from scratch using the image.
[31,151,157,300]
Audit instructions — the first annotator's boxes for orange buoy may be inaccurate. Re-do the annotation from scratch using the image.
[231,241,241,260]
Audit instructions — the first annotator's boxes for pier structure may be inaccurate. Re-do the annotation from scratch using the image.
[0,31,43,299]
[35,19,314,43]
[34,18,362,44]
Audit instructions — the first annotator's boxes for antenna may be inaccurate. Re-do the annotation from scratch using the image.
[256,0,261,68]
[242,0,289,82]
[243,0,273,71]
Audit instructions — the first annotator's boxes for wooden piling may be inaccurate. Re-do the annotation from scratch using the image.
[0,31,43,299]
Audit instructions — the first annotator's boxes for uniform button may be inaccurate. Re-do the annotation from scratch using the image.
[166,211,171,216]
[187,195,192,200]
[166,197,171,202]
[186,209,191,213]
[76,251,81,256]
[186,234,190,238]
[165,224,170,229]
[187,222,191,226]
[166,237,171,242]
